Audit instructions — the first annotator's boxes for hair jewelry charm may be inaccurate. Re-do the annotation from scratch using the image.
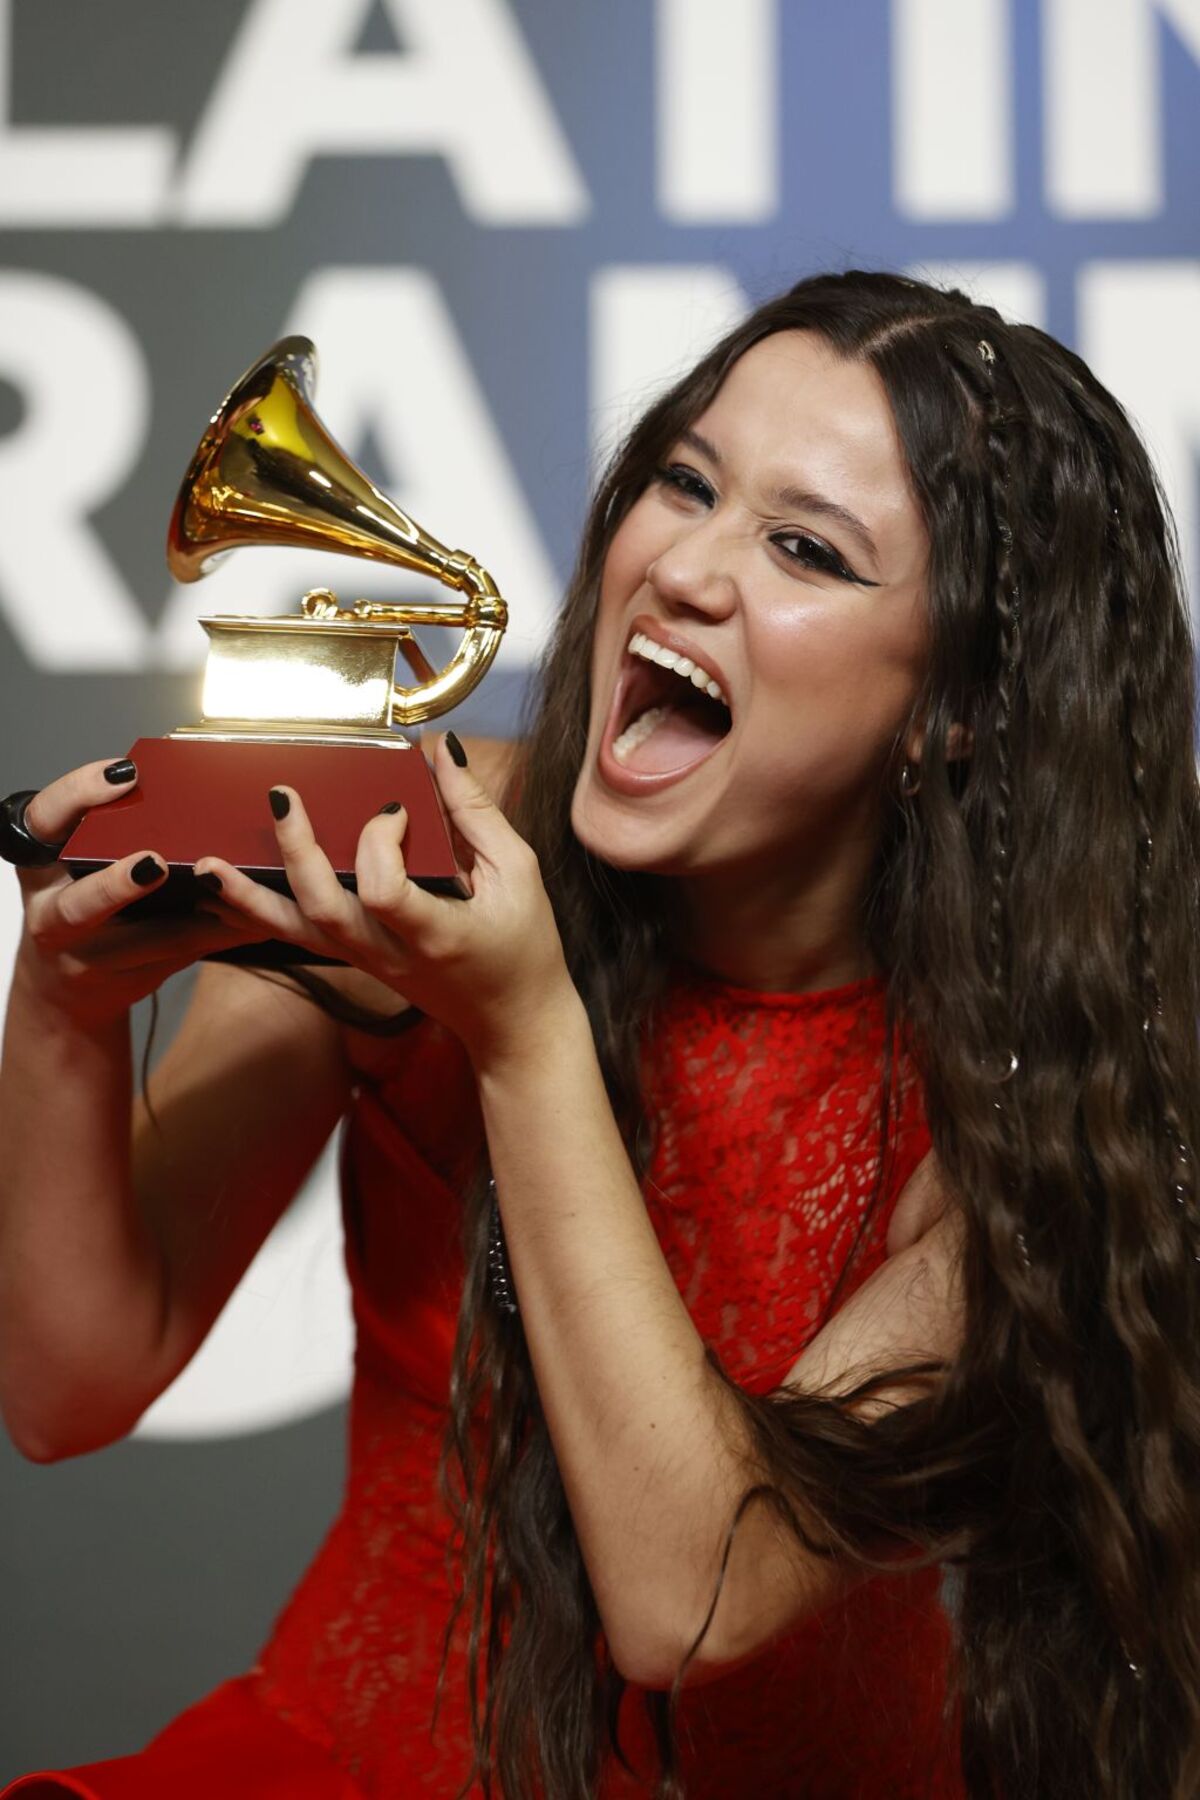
[487,1178,519,1316]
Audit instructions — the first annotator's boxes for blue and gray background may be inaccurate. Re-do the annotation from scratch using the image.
[0,0,1197,1777]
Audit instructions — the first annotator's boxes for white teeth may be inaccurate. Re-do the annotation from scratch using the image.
[626,632,729,710]
[612,704,669,764]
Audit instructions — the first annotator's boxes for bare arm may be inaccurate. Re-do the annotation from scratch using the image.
[0,760,354,1461]
[476,996,964,1688]
[0,955,352,1462]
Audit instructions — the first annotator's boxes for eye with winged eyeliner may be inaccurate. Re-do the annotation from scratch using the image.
[652,463,881,588]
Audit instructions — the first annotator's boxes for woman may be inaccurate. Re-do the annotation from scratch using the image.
[1,271,1198,1799]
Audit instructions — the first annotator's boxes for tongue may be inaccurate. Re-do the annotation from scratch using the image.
[620,701,724,774]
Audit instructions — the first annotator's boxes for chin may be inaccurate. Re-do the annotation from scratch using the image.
[569,777,693,878]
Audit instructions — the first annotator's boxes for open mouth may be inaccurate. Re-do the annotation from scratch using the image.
[604,631,733,778]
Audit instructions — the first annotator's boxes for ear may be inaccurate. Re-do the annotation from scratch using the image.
[903,722,974,764]
[946,722,974,761]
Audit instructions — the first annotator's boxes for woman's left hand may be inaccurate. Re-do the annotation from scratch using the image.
[192,734,576,1067]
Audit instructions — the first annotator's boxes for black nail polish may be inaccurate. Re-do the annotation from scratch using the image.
[103,759,136,784]
[131,855,164,887]
[445,731,468,768]
[379,800,403,815]
[195,870,223,893]
[269,788,290,820]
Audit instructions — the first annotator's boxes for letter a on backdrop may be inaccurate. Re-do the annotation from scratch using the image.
[176,0,590,225]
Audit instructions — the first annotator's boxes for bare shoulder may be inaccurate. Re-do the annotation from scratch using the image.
[786,1161,965,1420]
[885,1148,957,1257]
[183,945,396,1041]
[189,954,338,1035]
[143,959,349,1122]
[305,964,409,1016]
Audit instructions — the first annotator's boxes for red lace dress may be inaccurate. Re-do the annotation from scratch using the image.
[5,967,964,1800]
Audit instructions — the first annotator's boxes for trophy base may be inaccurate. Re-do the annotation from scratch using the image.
[61,734,467,969]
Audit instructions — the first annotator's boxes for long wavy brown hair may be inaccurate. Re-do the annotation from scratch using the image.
[402,269,1200,1799]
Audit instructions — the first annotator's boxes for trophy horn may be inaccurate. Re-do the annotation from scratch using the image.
[167,336,507,726]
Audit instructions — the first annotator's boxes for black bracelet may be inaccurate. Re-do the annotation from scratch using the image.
[486,1178,519,1316]
[0,789,67,868]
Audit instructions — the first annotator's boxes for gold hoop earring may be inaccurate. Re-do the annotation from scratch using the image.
[899,759,921,798]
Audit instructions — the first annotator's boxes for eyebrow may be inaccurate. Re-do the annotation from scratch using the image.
[679,427,881,571]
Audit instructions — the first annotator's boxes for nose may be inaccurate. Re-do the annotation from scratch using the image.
[644,518,738,621]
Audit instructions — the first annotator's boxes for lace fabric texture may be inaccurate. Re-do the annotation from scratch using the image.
[251,967,964,1798]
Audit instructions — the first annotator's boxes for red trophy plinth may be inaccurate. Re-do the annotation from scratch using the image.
[61,336,508,968]
[62,735,464,968]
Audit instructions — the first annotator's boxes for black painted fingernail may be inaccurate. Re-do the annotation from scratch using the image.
[131,855,165,887]
[379,800,403,815]
[103,759,136,784]
[195,870,222,893]
[445,731,468,768]
[269,788,290,820]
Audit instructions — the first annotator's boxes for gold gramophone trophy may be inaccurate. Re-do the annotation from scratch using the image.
[62,337,507,965]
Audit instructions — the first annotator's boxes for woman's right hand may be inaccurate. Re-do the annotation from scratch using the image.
[9,757,269,1029]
